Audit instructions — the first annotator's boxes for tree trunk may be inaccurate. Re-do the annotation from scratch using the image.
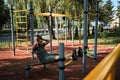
[68,19,72,39]
[45,16,56,39]
[92,26,95,35]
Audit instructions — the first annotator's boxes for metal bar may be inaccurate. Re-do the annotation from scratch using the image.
[65,60,73,66]
[84,44,120,80]
[65,18,67,43]
[72,18,74,46]
[94,0,99,61]
[82,0,88,74]
[13,10,29,12]
[16,22,27,23]
[59,43,65,80]
[29,1,34,59]
[10,5,15,56]
[55,15,59,45]
[49,6,52,53]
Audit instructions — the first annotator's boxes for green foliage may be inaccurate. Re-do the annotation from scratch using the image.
[0,0,10,30]
[99,0,114,24]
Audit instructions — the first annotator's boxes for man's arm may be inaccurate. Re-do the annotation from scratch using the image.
[32,42,37,53]
[42,38,50,46]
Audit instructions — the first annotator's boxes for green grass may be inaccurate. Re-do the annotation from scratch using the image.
[88,31,120,46]
[0,41,11,48]
[0,30,120,48]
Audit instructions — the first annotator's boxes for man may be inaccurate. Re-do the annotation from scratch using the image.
[33,35,59,64]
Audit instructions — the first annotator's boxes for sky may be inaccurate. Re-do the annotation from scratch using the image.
[103,0,119,10]
[111,0,119,10]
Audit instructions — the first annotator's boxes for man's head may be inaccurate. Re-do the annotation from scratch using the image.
[36,35,42,40]
[36,35,42,42]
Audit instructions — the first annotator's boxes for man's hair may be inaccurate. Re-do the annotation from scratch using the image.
[36,35,42,40]
[36,35,42,42]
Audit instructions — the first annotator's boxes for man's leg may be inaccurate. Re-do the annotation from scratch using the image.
[44,54,59,64]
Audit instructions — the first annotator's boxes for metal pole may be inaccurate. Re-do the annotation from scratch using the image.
[72,18,74,46]
[65,18,67,43]
[55,16,59,45]
[49,6,52,53]
[79,16,82,44]
[29,1,34,59]
[59,43,65,80]
[10,5,15,56]
[82,0,88,74]
[94,0,99,61]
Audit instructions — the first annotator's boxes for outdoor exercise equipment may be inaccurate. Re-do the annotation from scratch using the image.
[33,6,70,54]
[82,0,99,74]
[13,10,29,51]
[59,43,65,80]
[25,43,80,78]
[93,0,99,61]
[29,2,34,59]
[82,0,88,74]
[10,2,75,58]
[10,6,30,54]
[10,5,15,56]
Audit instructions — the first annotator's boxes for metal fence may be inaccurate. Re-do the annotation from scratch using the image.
[0,34,11,48]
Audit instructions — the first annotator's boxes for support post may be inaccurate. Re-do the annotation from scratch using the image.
[79,16,82,44]
[72,18,74,46]
[10,5,15,56]
[65,18,67,43]
[25,64,30,77]
[29,1,34,59]
[59,43,65,80]
[55,15,59,45]
[94,0,99,61]
[49,6,52,53]
[82,0,88,74]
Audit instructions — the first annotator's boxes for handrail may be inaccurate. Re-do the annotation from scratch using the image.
[13,10,29,13]
[34,12,71,17]
[84,44,120,80]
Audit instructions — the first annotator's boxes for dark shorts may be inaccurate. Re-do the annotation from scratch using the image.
[43,53,59,64]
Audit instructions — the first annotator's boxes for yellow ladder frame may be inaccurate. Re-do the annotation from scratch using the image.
[14,10,29,51]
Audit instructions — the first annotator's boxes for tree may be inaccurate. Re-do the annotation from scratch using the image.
[88,0,96,36]
[6,0,85,39]
[62,0,84,39]
[0,0,10,30]
[74,26,78,39]
[99,0,114,25]
[117,1,120,28]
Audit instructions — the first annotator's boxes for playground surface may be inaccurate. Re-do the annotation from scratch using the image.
[0,40,118,80]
